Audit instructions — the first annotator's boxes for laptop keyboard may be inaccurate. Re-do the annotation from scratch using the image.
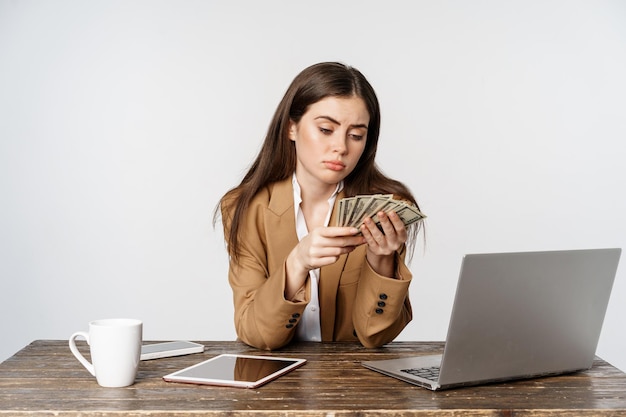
[401,366,440,381]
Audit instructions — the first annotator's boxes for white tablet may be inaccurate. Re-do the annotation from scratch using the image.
[162,353,306,388]
[141,341,205,360]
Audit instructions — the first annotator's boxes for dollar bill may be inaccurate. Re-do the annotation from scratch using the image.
[337,194,426,228]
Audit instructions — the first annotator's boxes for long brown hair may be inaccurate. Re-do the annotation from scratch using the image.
[215,62,422,260]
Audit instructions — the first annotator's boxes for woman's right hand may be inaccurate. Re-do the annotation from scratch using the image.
[285,226,364,300]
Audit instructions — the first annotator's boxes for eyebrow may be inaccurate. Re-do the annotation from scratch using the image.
[314,115,368,130]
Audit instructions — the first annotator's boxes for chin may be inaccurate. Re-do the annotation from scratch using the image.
[323,175,348,186]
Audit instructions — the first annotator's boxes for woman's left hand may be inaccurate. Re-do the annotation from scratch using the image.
[360,211,407,277]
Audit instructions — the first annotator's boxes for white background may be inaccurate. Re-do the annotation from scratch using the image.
[1,1,625,371]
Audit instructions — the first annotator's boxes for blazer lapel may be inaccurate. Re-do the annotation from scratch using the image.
[319,190,348,341]
[264,178,299,272]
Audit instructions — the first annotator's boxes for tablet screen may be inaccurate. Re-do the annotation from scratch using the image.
[163,354,306,388]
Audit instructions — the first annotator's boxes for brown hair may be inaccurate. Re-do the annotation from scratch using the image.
[215,62,422,260]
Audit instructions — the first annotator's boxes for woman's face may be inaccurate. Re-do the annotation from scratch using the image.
[288,95,369,192]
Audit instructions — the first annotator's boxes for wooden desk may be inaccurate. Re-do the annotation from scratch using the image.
[1,340,626,416]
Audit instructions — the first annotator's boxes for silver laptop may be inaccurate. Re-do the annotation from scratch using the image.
[362,248,621,390]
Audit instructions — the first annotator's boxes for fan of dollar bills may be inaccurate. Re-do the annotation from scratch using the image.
[337,194,426,229]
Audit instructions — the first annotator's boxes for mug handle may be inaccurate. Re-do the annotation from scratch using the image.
[69,331,95,376]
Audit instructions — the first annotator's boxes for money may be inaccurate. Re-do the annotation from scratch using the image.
[337,194,426,229]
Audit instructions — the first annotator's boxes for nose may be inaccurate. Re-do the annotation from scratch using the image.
[332,132,348,154]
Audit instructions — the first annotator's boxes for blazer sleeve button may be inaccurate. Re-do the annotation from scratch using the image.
[375,308,384,314]
[379,293,388,300]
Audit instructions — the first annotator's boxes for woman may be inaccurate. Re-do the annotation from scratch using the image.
[216,62,422,350]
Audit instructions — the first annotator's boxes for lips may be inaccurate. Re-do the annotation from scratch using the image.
[324,160,346,171]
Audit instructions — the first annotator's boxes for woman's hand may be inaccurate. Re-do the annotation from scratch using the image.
[285,226,365,300]
[360,211,407,278]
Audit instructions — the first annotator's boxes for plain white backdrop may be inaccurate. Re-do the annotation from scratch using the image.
[1,1,625,371]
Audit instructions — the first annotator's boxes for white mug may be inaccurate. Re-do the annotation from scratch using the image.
[69,318,143,387]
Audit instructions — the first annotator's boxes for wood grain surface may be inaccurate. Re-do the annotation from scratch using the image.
[1,340,626,416]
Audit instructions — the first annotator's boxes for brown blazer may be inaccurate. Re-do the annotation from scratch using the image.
[225,177,413,350]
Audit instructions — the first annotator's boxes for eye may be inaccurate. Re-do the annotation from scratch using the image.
[319,127,333,135]
[349,133,365,141]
